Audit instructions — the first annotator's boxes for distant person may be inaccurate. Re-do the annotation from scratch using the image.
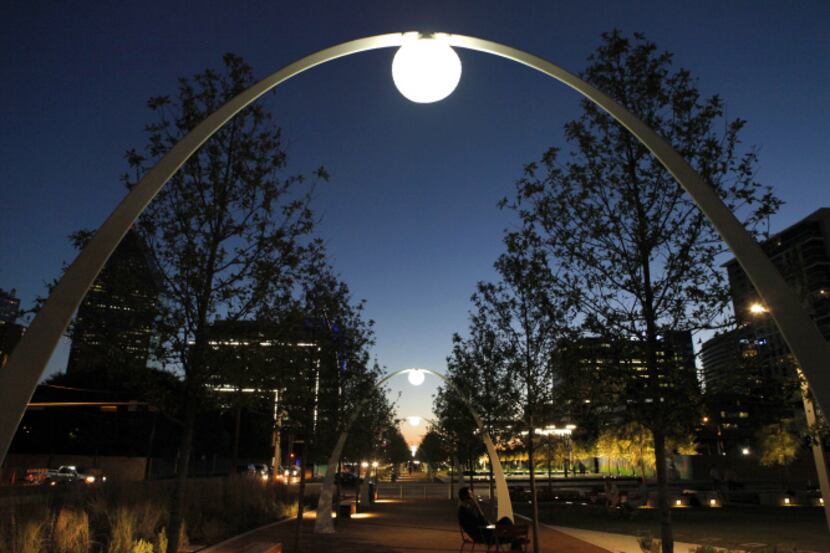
[457,487,523,549]
[578,461,586,475]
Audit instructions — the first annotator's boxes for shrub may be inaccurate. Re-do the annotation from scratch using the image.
[200,517,231,544]
[689,546,721,553]
[638,533,660,553]
[54,507,91,553]
[278,500,298,519]
[154,528,168,553]
[17,520,46,553]
[108,506,136,553]
[132,499,166,541]
[131,539,155,553]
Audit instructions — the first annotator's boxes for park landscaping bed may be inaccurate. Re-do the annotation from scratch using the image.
[0,476,309,553]
[514,502,830,552]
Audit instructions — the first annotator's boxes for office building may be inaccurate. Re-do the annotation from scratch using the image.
[559,330,698,407]
[67,230,160,374]
[699,208,830,452]
[703,208,830,394]
[0,288,24,368]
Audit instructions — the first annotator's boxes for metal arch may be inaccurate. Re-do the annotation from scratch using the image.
[313,368,513,534]
[2,31,828,485]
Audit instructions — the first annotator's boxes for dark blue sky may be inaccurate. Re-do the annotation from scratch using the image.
[2,1,828,444]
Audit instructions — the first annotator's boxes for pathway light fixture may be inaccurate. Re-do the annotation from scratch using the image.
[749,302,769,315]
[407,369,425,386]
[392,34,461,103]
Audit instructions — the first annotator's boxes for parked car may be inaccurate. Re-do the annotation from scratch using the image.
[23,467,49,485]
[43,466,105,486]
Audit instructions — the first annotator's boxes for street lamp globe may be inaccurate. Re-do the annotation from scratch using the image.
[749,302,768,315]
[392,36,462,103]
[407,369,425,386]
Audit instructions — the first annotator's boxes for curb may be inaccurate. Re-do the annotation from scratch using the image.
[198,512,312,552]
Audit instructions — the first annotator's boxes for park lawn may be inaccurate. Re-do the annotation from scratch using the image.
[514,503,830,551]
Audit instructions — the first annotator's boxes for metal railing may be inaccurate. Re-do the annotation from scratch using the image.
[376,483,493,500]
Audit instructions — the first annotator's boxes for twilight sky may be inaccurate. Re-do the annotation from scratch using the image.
[1,1,828,446]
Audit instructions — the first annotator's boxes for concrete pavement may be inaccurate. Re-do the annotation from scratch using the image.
[201,497,614,553]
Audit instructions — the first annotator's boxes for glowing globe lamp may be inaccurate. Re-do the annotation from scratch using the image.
[749,302,768,315]
[407,416,422,427]
[407,369,425,386]
[392,37,462,103]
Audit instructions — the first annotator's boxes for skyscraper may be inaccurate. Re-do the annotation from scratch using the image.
[559,331,698,409]
[698,208,830,452]
[204,317,343,468]
[67,230,160,374]
[703,208,830,394]
[0,288,23,369]
[0,288,20,324]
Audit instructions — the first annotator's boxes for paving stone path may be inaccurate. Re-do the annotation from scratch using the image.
[203,498,612,553]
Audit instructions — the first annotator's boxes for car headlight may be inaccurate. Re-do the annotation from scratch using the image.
[85,476,96,484]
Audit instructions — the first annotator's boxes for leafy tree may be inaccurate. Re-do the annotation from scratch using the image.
[433,383,485,489]
[473,228,573,553]
[505,31,780,552]
[123,53,323,553]
[270,256,380,551]
[758,419,799,470]
[417,428,449,476]
[384,427,412,467]
[445,317,518,498]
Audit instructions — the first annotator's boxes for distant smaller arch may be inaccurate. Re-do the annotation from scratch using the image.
[314,367,512,534]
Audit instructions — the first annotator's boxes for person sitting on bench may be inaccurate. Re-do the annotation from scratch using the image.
[457,486,523,549]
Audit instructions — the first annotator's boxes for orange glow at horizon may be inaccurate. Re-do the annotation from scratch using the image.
[401,421,427,445]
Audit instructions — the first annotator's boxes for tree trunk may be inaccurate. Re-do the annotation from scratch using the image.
[527,424,541,553]
[653,428,673,553]
[166,396,197,553]
[294,447,308,552]
[144,410,158,481]
[450,453,455,501]
[547,441,552,491]
[636,208,673,553]
[231,401,242,469]
[468,455,475,491]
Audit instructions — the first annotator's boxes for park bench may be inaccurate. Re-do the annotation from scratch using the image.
[490,524,529,552]
[459,522,530,552]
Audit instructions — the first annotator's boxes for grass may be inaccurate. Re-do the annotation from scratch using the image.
[0,476,305,552]
[514,502,830,551]
[54,507,91,553]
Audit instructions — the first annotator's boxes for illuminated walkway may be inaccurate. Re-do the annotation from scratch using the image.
[203,497,612,553]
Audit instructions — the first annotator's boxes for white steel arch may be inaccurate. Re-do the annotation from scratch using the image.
[2,33,827,492]
[313,367,512,534]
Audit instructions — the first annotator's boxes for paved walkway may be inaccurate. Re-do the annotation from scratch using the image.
[203,498,613,553]
[536,522,702,553]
